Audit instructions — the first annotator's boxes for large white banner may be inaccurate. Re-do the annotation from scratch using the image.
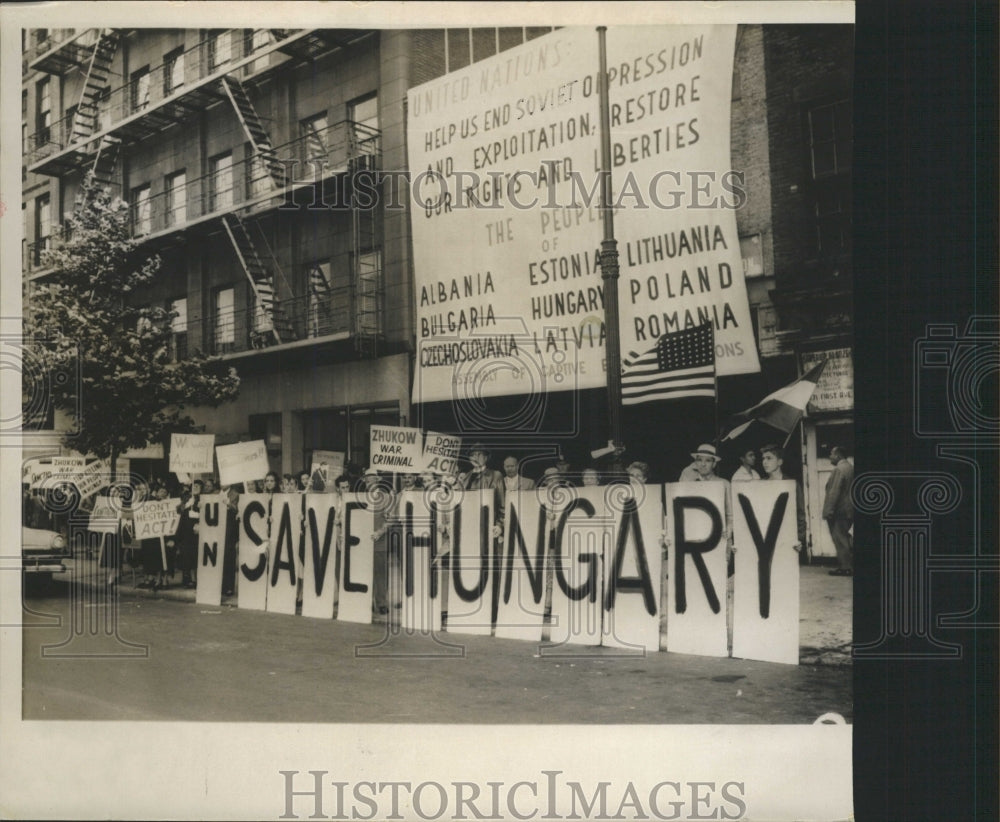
[195,494,227,607]
[408,26,759,404]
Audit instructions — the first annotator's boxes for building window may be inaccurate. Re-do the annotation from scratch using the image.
[209,30,232,70]
[808,99,852,256]
[169,297,188,360]
[209,152,233,211]
[213,287,236,354]
[245,29,272,72]
[306,260,333,338]
[95,87,112,132]
[36,78,51,146]
[300,113,329,168]
[348,94,378,154]
[130,184,151,235]
[130,66,151,112]
[354,249,382,336]
[165,170,187,226]
[245,143,272,197]
[164,47,185,95]
[34,194,51,264]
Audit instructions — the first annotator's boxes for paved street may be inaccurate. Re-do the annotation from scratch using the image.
[20,560,852,724]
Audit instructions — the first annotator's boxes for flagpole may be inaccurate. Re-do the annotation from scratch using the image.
[597,26,624,457]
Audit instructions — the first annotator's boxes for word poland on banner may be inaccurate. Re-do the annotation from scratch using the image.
[302,493,340,620]
[266,493,302,616]
[369,425,423,473]
[665,481,729,657]
[337,493,375,624]
[496,491,550,642]
[237,493,269,611]
[216,440,268,487]
[603,483,662,652]
[195,494,228,607]
[397,490,447,634]
[443,492,492,637]
[132,498,181,539]
[732,480,800,665]
[170,433,215,475]
[421,431,462,476]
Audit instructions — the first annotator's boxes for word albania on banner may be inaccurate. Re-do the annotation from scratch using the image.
[193,481,799,664]
[408,25,760,404]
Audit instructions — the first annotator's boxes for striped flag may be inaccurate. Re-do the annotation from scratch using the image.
[719,360,828,441]
[621,323,716,406]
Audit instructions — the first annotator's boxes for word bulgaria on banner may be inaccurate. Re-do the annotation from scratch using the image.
[170,433,215,475]
[216,440,268,487]
[407,26,759,404]
[369,425,423,472]
[421,431,462,475]
[132,498,181,539]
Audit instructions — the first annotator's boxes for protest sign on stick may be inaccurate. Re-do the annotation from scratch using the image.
[170,433,215,475]
[369,425,423,473]
[217,441,268,487]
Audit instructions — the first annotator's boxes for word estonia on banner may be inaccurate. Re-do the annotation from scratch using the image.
[194,482,799,664]
[408,26,759,404]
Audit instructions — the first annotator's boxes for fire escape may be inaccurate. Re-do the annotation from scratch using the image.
[26,28,382,357]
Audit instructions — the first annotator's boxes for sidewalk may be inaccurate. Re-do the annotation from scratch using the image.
[56,554,853,665]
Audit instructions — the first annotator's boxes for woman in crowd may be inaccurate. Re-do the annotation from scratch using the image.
[222,484,241,597]
[175,478,203,588]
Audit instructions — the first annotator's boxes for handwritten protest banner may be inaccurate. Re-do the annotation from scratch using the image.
[132,498,181,539]
[265,494,302,616]
[302,494,340,619]
[421,432,462,475]
[308,450,345,490]
[51,456,85,478]
[441,493,492,636]
[548,486,607,647]
[664,481,729,657]
[496,491,550,642]
[369,425,424,473]
[217,440,268,487]
[74,459,112,499]
[237,493,269,611]
[603,484,663,652]
[88,496,119,534]
[336,494,375,624]
[195,494,227,607]
[170,433,216,475]
[732,480,800,665]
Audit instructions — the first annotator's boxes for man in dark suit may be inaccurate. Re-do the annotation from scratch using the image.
[310,461,329,492]
[823,446,854,576]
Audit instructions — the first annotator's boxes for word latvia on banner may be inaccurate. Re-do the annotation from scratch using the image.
[194,484,799,663]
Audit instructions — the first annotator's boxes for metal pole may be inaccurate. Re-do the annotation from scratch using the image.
[597,26,624,454]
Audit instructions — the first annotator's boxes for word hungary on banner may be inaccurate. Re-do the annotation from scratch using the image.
[408,26,760,404]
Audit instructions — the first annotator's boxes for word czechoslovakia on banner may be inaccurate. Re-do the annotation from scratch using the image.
[408,25,760,404]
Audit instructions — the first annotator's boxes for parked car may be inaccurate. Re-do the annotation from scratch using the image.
[22,526,71,582]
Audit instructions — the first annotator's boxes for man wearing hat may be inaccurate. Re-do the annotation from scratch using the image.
[460,444,504,494]
[679,443,724,482]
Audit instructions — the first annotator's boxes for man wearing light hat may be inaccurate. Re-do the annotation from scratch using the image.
[679,443,723,482]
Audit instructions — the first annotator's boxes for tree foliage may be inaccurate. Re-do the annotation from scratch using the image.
[27,175,240,465]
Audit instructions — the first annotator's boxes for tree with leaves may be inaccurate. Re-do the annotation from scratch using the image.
[26,175,240,475]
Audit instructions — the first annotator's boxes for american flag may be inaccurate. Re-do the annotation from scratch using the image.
[621,323,716,406]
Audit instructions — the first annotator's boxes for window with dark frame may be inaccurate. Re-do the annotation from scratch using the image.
[36,78,51,146]
[130,184,151,235]
[164,46,185,95]
[808,99,852,258]
[209,151,233,211]
[208,30,232,70]
[130,65,151,112]
[165,170,187,226]
[213,286,236,354]
[169,297,188,361]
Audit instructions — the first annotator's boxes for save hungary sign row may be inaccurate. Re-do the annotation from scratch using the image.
[408,26,761,404]
[193,481,801,665]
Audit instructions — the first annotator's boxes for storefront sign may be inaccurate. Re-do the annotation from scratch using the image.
[801,347,853,412]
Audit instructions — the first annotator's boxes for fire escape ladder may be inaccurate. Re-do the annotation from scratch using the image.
[71,29,120,144]
[221,214,294,346]
[220,76,287,189]
[90,135,122,191]
[351,167,381,359]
